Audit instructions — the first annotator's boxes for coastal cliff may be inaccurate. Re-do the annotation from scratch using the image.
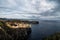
[0,19,32,40]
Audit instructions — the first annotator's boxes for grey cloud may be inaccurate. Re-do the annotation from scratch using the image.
[0,0,60,20]
[40,0,60,16]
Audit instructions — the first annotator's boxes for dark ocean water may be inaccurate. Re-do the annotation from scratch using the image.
[28,20,60,40]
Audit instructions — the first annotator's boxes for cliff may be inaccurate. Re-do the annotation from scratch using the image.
[0,20,32,40]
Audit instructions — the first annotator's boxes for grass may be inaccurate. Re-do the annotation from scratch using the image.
[42,33,60,40]
[0,22,4,26]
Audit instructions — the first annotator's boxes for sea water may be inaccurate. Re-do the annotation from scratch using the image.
[28,20,60,40]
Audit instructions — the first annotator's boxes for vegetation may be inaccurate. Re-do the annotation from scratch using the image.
[42,32,60,40]
[0,22,4,26]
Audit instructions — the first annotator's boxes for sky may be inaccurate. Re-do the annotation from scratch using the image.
[0,0,60,20]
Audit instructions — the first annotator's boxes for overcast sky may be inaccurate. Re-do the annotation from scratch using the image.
[0,0,60,20]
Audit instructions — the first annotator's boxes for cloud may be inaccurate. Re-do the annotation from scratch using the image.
[0,0,60,20]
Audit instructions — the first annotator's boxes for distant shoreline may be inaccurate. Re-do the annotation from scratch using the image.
[0,18,39,24]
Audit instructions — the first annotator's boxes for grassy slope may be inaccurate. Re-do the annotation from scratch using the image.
[42,33,60,40]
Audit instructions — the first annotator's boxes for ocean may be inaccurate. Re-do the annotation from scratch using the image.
[28,20,60,40]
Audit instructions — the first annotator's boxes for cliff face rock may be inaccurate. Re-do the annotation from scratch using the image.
[7,28,31,40]
[0,27,31,40]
